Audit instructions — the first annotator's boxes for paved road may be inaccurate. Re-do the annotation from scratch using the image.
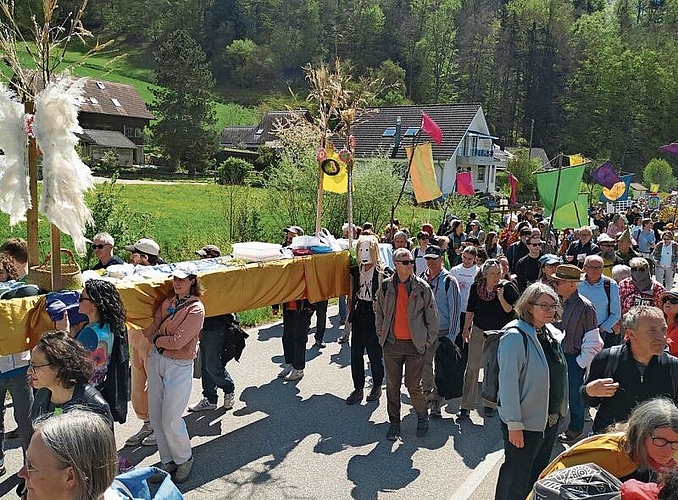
[1,306,584,499]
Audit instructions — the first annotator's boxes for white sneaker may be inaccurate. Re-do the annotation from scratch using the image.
[188,398,217,412]
[223,392,235,410]
[277,364,293,378]
[284,368,304,381]
[141,431,157,446]
[125,422,153,446]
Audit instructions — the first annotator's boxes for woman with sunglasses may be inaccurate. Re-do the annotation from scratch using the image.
[495,282,566,500]
[662,289,678,356]
[29,331,113,429]
[653,231,678,289]
[75,280,127,387]
[459,259,520,421]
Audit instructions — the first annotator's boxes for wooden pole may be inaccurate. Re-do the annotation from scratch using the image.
[50,225,62,290]
[545,154,564,252]
[315,166,324,236]
[25,102,39,267]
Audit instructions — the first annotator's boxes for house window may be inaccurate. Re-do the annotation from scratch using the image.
[90,97,99,104]
[477,166,486,182]
[255,128,264,135]
[96,81,105,89]
[471,136,478,156]
[111,98,121,107]
[382,127,396,137]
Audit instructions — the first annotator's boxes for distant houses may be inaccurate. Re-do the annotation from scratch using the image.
[76,80,154,166]
[220,104,505,195]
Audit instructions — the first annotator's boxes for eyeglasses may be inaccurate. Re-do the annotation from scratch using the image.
[585,265,603,270]
[532,303,558,312]
[664,297,678,305]
[78,296,92,303]
[528,242,541,247]
[27,362,50,372]
[23,461,70,476]
[90,244,107,250]
[650,435,678,450]
[396,260,415,265]
[424,256,440,261]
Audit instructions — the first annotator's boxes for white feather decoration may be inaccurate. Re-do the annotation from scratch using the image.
[0,84,31,225]
[33,76,94,255]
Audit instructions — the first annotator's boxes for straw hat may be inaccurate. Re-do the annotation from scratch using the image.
[551,264,584,281]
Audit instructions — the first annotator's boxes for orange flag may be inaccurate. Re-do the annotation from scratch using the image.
[405,142,443,203]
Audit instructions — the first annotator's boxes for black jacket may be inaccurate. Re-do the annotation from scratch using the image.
[31,383,114,430]
[581,343,678,432]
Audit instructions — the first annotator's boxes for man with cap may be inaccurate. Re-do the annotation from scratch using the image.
[125,237,164,266]
[618,257,665,316]
[124,235,165,447]
[597,233,623,278]
[189,245,238,413]
[551,264,603,444]
[579,255,622,348]
[515,235,543,293]
[90,232,124,270]
[616,228,640,266]
[564,226,600,269]
[467,220,485,245]
[505,227,532,273]
[420,244,462,417]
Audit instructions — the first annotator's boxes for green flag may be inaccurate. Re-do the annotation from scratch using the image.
[547,193,589,229]
[536,165,585,212]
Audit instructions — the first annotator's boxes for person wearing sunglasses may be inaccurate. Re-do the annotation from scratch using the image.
[89,232,124,270]
[662,290,678,357]
[515,237,544,293]
[618,258,665,316]
[582,306,678,435]
[653,231,678,289]
[374,248,439,441]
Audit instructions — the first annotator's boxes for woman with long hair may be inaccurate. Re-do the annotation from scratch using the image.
[76,279,127,386]
[143,262,205,484]
[484,231,503,259]
[446,220,466,267]
[459,259,519,420]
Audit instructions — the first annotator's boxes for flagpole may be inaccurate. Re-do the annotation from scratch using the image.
[390,133,419,243]
[545,154,564,252]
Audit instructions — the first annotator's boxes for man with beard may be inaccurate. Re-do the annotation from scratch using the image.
[618,257,665,316]
[616,228,641,267]
[597,233,623,278]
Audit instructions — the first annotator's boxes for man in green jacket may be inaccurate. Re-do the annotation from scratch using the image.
[375,247,439,441]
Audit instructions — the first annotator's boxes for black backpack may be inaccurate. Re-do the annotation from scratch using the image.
[100,327,130,424]
[435,337,465,399]
[480,327,527,409]
[532,462,622,499]
[221,314,249,365]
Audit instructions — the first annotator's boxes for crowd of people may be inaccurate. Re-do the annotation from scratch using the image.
[3,197,678,498]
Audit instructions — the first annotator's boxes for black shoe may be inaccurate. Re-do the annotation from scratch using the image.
[345,389,364,405]
[366,385,382,402]
[340,318,346,326]
[386,424,400,441]
[4,428,18,440]
[416,416,429,437]
[457,409,470,420]
[314,341,326,348]
[483,406,496,418]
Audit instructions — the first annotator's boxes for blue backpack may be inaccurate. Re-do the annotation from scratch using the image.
[110,467,183,500]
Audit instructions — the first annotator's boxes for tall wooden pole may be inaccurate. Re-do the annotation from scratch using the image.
[25,102,39,267]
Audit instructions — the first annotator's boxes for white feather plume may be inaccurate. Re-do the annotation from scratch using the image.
[33,76,94,255]
[0,84,30,225]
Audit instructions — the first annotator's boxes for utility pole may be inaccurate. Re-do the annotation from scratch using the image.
[527,118,534,163]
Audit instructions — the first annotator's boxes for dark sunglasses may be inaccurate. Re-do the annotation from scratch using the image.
[91,244,107,250]
[396,260,415,265]
[78,296,92,302]
[664,297,678,305]
[528,242,541,247]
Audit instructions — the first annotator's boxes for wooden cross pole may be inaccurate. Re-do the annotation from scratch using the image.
[25,101,39,268]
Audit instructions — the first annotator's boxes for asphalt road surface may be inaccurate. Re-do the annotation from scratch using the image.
[0,305,583,499]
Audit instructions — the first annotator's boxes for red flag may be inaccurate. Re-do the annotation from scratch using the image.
[508,172,518,204]
[421,112,443,146]
[456,172,475,195]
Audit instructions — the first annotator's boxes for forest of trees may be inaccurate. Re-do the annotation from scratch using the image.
[14,0,678,175]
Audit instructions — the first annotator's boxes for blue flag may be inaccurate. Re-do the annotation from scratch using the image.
[591,161,621,189]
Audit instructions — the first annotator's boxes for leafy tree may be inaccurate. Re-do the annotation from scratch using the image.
[643,158,674,190]
[151,30,218,175]
[216,157,254,185]
[506,148,541,201]
[222,38,273,87]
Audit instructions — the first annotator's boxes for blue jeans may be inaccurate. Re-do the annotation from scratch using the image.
[565,354,585,434]
[338,295,347,321]
[199,329,235,404]
[0,369,34,460]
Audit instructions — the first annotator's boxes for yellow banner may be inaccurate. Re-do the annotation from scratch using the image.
[405,142,443,203]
